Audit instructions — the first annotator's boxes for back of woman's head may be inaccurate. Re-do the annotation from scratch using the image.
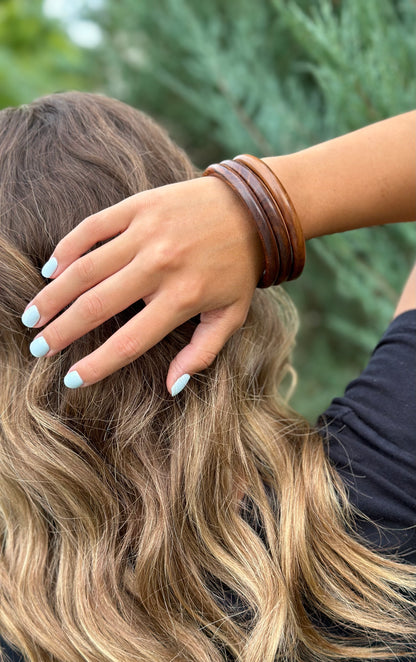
[0,92,415,662]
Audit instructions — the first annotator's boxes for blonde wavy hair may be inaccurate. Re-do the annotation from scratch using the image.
[0,92,415,662]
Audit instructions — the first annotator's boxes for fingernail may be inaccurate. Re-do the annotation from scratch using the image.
[21,304,40,327]
[171,374,190,396]
[64,371,84,389]
[30,336,50,357]
[41,256,58,278]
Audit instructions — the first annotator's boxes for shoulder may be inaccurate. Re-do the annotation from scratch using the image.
[316,309,416,562]
[318,308,416,449]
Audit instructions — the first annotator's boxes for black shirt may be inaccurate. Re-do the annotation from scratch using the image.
[1,309,415,661]
[317,308,416,565]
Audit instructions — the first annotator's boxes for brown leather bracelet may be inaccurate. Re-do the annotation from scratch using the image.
[203,163,279,287]
[234,154,306,280]
[217,159,284,285]
[220,159,293,285]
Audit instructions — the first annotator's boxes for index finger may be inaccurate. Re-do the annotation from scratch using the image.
[39,195,140,281]
[63,291,192,389]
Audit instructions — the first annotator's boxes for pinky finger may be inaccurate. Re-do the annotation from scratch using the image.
[167,305,247,396]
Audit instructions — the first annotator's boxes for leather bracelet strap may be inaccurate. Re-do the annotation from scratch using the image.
[203,163,278,287]
[220,159,293,285]
[234,154,306,280]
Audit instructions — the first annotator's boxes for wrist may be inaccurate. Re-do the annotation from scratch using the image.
[262,111,416,241]
[261,154,323,241]
[262,150,362,241]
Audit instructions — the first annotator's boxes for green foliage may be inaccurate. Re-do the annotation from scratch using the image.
[0,0,93,109]
[88,0,415,154]
[86,0,416,420]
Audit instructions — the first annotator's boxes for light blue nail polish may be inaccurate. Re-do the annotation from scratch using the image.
[21,304,40,328]
[171,373,190,396]
[64,371,84,389]
[30,336,50,357]
[41,256,58,278]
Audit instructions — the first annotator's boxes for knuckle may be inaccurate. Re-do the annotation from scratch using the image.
[196,347,218,370]
[79,356,102,383]
[46,323,67,348]
[152,240,173,272]
[38,287,60,317]
[77,290,105,322]
[113,332,141,361]
[176,278,204,313]
[138,187,161,214]
[74,254,96,284]
[85,211,105,232]
[172,357,187,376]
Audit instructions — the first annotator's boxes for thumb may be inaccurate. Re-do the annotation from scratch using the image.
[167,304,246,396]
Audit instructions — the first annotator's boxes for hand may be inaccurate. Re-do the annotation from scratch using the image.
[21,175,264,395]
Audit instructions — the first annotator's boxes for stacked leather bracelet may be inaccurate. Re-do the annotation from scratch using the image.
[202,154,306,288]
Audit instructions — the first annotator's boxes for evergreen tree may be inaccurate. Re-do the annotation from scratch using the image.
[70,1,416,416]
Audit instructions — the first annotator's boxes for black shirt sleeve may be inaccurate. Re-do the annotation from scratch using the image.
[316,308,416,563]
[0,641,24,662]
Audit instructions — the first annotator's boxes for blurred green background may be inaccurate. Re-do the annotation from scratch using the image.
[1,0,415,422]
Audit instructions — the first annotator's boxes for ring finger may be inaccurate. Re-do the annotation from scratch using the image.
[63,290,194,388]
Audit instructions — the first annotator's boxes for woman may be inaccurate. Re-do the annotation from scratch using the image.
[1,91,415,661]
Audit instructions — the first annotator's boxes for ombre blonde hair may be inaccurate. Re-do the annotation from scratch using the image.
[0,92,415,662]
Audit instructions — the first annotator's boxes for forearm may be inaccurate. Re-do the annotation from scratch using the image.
[262,110,416,241]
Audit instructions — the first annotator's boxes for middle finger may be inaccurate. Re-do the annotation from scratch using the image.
[23,233,136,330]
